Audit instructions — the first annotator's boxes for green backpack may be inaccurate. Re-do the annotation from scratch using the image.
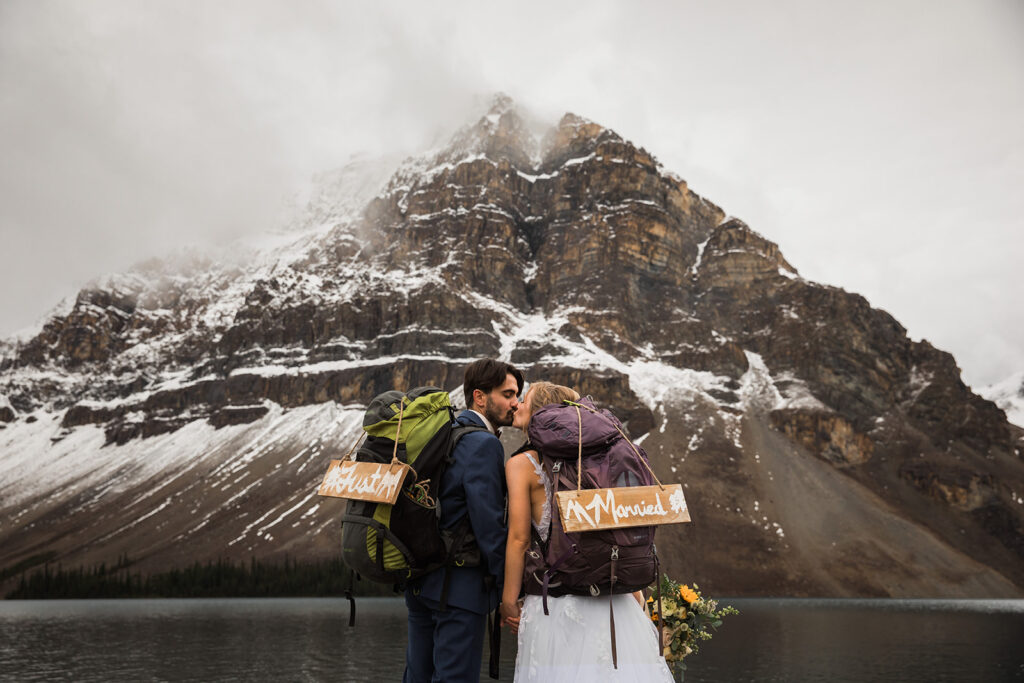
[340,386,486,588]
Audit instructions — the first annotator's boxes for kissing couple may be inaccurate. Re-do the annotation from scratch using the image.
[403,358,673,682]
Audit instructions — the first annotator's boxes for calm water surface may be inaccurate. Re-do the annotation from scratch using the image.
[1,597,1022,682]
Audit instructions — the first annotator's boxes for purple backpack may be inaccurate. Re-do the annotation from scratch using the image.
[522,397,661,665]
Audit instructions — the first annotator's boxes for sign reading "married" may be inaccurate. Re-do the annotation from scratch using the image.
[555,484,691,532]
[317,460,411,504]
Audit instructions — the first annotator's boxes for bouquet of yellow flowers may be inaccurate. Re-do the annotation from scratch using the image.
[646,574,738,674]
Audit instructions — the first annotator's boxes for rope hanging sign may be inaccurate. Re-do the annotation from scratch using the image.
[317,399,412,505]
[555,485,691,532]
[318,459,411,504]
[554,403,692,533]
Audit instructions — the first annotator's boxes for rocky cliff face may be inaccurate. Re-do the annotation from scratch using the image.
[2,96,1022,597]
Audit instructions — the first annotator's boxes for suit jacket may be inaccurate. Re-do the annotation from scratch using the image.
[408,410,507,614]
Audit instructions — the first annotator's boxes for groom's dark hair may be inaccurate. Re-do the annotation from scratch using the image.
[463,358,524,408]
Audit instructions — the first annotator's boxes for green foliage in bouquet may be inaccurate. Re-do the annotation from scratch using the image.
[646,574,739,672]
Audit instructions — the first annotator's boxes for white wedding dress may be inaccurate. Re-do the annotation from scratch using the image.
[514,454,674,682]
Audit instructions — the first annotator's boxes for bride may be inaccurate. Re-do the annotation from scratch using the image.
[500,381,674,682]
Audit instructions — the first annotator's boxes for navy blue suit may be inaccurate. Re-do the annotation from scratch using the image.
[403,411,507,683]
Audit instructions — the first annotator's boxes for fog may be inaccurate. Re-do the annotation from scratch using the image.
[1,0,1021,387]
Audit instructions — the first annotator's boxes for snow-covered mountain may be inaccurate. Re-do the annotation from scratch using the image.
[2,95,1022,597]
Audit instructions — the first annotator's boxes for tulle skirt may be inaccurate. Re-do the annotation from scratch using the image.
[514,593,675,682]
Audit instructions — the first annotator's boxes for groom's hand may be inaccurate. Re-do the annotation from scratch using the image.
[502,615,520,634]
[500,599,521,634]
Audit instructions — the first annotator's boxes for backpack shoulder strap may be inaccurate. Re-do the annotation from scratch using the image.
[436,420,491,609]
[452,421,489,442]
[448,419,490,462]
[511,441,534,456]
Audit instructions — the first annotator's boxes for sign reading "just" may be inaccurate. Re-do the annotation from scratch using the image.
[317,460,411,504]
[555,483,691,533]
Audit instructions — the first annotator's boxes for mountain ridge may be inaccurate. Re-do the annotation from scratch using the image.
[2,96,1022,597]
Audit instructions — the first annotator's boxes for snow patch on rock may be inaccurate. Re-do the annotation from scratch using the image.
[740,351,828,413]
[978,371,1024,429]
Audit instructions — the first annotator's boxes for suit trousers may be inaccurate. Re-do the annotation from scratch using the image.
[403,588,486,683]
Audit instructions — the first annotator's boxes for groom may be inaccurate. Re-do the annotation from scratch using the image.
[403,358,524,683]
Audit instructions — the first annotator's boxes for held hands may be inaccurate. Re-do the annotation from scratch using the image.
[499,594,646,637]
[500,598,522,634]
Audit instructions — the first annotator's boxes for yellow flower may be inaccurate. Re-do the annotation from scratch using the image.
[679,584,699,604]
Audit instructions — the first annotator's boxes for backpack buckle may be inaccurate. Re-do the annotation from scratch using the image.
[610,546,619,560]
[552,461,562,473]
[589,584,600,596]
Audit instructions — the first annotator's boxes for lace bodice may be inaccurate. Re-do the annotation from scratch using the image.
[524,451,552,543]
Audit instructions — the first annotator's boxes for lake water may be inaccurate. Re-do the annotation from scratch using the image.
[1,597,1022,681]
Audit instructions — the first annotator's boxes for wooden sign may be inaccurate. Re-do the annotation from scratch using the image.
[555,484,691,533]
[317,460,411,504]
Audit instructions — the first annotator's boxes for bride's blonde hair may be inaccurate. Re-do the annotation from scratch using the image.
[525,381,580,413]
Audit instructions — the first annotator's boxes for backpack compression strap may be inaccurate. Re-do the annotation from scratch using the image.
[438,516,474,610]
[654,544,664,659]
[609,545,619,669]
[487,607,501,679]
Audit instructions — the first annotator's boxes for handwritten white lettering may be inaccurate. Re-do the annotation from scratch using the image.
[319,461,408,503]
[556,484,690,532]
[565,497,595,527]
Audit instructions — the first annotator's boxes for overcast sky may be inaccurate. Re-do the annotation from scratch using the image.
[1,0,1021,388]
